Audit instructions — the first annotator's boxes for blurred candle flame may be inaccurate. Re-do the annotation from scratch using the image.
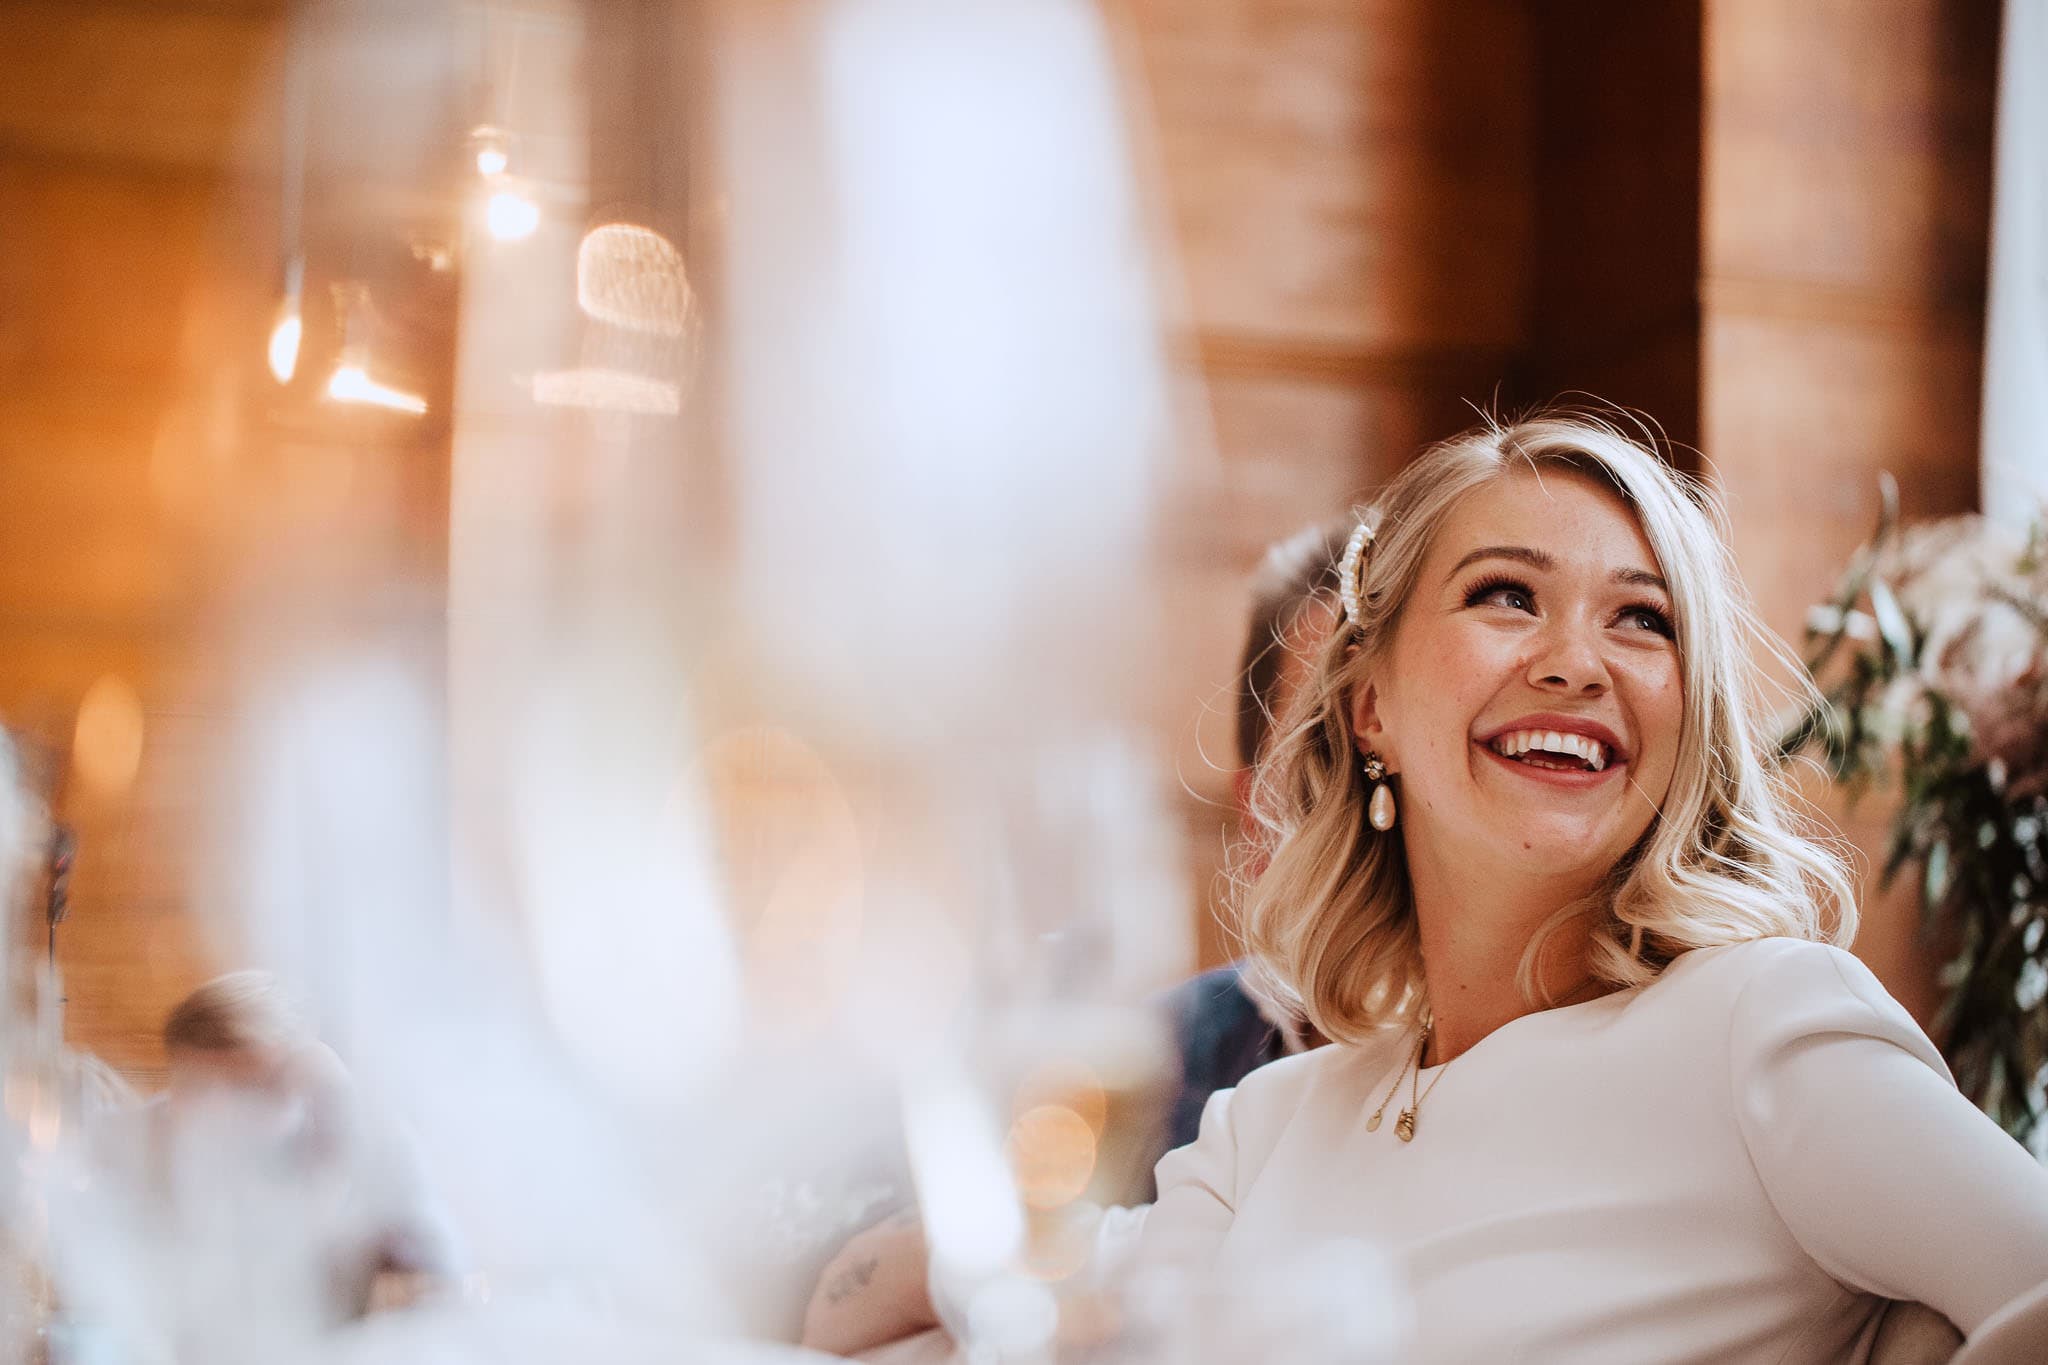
[1006,1104,1098,1211]
[74,674,145,796]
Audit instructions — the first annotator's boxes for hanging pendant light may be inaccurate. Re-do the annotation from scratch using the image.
[267,255,305,384]
[326,363,429,416]
[325,285,427,416]
[470,124,513,178]
[533,224,693,415]
[485,187,541,242]
[268,5,310,385]
[472,13,539,243]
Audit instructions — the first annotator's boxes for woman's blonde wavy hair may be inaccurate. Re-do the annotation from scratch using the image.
[1234,409,1857,1043]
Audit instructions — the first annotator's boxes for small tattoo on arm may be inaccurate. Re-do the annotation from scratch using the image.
[825,1256,879,1305]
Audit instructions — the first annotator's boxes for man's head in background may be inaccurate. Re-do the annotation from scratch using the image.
[150,975,461,1323]
[162,970,315,1104]
[1234,519,1353,801]
[0,727,51,940]
[1150,517,1352,1132]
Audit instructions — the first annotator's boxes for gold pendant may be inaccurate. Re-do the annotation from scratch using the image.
[1395,1109,1416,1142]
[1366,1111,1382,1132]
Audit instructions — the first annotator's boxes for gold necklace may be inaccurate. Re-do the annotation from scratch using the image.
[1365,1024,1428,1134]
[1395,1027,1455,1142]
[1364,1019,1458,1142]
[1371,987,1608,1145]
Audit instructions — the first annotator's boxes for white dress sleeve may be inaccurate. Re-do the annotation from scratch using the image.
[1088,1202,1151,1284]
[1729,940,2048,1341]
[1135,1086,1240,1273]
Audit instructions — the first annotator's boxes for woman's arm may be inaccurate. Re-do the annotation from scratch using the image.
[800,1201,1156,1357]
[799,1208,938,1356]
[1133,1085,1242,1274]
[801,1075,1245,1356]
[1731,942,2048,1344]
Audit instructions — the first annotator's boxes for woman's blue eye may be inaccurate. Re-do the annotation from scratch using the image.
[1464,578,1534,612]
[1620,605,1675,637]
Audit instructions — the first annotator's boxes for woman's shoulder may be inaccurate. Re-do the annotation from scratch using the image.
[1652,936,1947,1080]
[1656,935,1888,1007]
[1224,1024,1412,1117]
[1659,933,1858,988]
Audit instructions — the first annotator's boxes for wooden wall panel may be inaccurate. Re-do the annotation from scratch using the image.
[1702,0,1998,642]
[1701,0,2000,1024]
[5,0,1996,1032]
[1122,0,1536,969]
[1521,0,1702,452]
[0,0,456,1074]
[0,162,224,386]
[0,18,260,1071]
[1707,0,1999,309]
[1128,0,1532,353]
[1172,368,1432,558]
[0,629,219,1077]
[0,389,181,619]
[1704,307,1987,635]
[0,2,283,176]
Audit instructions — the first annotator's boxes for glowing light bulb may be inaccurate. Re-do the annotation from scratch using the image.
[326,364,428,415]
[469,125,512,178]
[487,189,540,241]
[267,301,303,384]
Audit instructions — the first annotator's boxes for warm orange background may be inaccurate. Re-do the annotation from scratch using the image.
[0,0,1996,1073]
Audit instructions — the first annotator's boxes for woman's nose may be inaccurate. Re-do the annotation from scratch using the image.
[1527,617,1611,695]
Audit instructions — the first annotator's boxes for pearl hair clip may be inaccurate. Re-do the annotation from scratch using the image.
[1339,519,1376,631]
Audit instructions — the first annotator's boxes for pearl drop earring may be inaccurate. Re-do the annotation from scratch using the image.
[1363,752,1397,831]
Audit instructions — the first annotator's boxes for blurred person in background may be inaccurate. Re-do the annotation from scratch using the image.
[1151,518,1347,1168]
[157,971,463,1316]
[61,1052,139,1134]
[799,517,1350,1357]
[1136,410,2048,1360]
[62,971,464,1355]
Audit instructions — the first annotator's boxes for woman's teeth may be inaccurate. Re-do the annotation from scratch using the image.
[1487,729,1609,772]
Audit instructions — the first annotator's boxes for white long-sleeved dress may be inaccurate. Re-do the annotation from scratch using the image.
[1139,937,2048,1362]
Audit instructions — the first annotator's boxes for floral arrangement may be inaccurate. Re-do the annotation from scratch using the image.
[1786,479,2048,1149]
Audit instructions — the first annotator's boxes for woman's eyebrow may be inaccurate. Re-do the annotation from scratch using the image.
[1614,567,1668,592]
[1448,545,1551,575]
[1448,546,1668,593]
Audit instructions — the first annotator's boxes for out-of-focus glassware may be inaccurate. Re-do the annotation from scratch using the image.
[1103,1241,1413,1365]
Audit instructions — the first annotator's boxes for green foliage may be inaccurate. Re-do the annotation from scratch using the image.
[1787,495,2048,1148]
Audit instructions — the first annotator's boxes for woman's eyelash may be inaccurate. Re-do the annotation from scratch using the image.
[1462,574,1533,609]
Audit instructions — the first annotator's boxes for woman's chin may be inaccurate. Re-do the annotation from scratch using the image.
[1479,817,1634,883]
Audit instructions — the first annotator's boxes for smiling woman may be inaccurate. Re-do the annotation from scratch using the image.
[1141,410,2048,1362]
[1358,462,1691,1018]
[1239,411,1852,1051]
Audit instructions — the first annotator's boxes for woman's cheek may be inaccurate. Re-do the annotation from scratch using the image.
[1626,657,1685,750]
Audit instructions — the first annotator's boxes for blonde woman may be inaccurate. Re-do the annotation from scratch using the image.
[1142,411,2048,1360]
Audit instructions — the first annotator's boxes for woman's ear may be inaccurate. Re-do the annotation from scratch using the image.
[1349,679,1397,773]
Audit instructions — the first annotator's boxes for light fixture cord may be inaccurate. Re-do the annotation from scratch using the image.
[279,1,312,295]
